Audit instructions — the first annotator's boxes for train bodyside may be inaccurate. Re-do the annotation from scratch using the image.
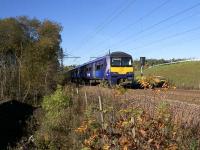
[66,51,134,85]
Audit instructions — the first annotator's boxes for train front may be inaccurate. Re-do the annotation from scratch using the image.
[108,52,134,85]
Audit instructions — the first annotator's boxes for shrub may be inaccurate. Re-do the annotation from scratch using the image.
[42,85,70,112]
[35,85,71,149]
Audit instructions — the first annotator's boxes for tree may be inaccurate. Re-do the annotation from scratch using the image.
[0,16,63,103]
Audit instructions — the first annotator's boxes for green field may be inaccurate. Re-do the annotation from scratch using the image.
[138,61,200,89]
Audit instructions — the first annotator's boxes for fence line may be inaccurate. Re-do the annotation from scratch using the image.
[147,58,200,69]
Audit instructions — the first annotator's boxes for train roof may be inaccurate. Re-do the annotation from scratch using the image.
[68,51,132,71]
[110,51,132,58]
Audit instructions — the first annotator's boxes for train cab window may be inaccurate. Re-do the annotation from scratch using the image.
[111,58,121,67]
[111,57,132,67]
[121,58,132,67]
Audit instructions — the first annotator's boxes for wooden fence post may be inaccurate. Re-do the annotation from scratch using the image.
[98,96,104,128]
[71,88,74,98]
[85,91,88,109]
[131,117,136,138]
[76,88,79,95]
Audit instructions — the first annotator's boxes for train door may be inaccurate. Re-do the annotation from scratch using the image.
[92,63,96,78]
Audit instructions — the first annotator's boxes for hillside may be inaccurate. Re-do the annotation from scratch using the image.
[141,61,200,89]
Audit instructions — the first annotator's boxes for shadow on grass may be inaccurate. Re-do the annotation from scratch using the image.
[122,81,142,89]
[0,100,35,149]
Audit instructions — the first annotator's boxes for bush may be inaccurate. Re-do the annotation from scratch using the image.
[35,85,71,149]
[42,85,70,112]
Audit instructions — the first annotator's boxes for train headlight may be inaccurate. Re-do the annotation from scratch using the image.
[126,72,133,74]
[112,72,118,74]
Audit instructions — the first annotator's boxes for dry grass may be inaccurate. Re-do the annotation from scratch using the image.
[19,85,200,149]
[75,86,200,149]
[81,86,200,128]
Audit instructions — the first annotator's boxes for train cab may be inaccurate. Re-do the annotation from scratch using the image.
[108,52,134,84]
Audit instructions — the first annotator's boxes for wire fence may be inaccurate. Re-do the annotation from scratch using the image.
[147,58,200,69]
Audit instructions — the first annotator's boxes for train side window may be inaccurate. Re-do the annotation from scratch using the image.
[87,67,92,71]
[96,64,104,70]
[96,65,101,70]
[101,64,104,68]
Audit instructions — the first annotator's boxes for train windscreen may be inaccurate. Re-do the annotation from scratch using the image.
[111,57,132,67]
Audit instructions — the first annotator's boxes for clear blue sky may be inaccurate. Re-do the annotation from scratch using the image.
[1,0,200,65]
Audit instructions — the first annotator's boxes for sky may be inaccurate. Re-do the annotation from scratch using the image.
[1,0,200,65]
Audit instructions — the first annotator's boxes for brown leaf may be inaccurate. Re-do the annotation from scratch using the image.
[148,138,153,144]
[139,129,147,137]
[167,144,178,150]
[155,143,160,149]
[123,145,128,150]
[119,136,129,146]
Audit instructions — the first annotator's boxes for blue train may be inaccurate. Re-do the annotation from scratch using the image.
[66,51,134,85]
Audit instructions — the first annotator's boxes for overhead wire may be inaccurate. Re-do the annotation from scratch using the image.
[109,1,200,49]
[151,34,200,54]
[112,10,200,49]
[132,25,200,51]
[94,0,171,48]
[133,30,200,57]
[77,0,137,50]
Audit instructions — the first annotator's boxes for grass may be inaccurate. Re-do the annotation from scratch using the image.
[16,85,200,149]
[137,61,200,89]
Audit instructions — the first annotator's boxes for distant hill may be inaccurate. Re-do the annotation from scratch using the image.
[140,61,200,89]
